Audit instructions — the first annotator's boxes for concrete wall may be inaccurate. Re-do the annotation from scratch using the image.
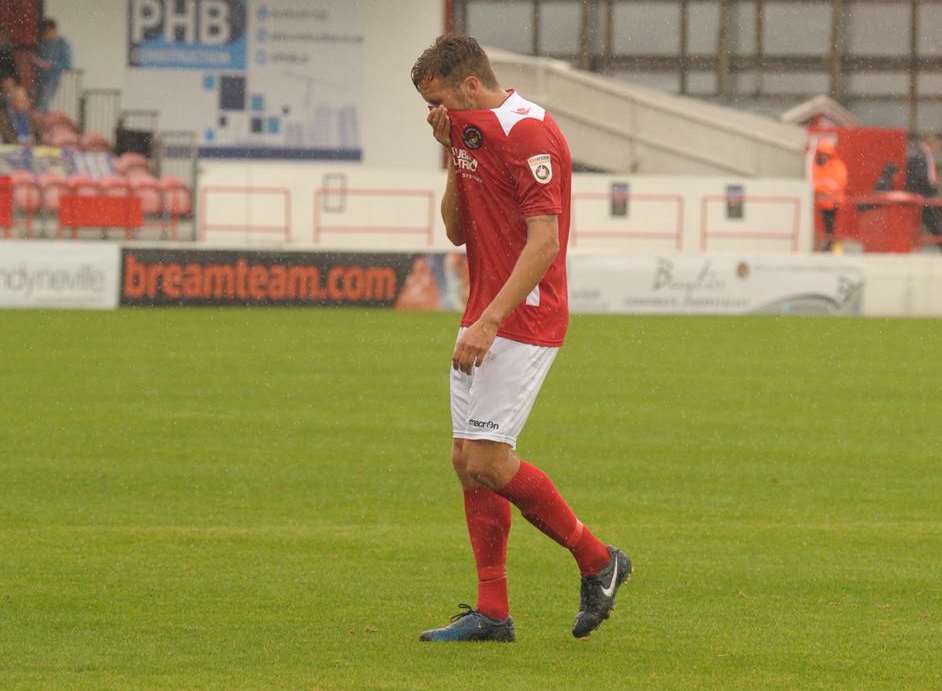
[196,161,814,253]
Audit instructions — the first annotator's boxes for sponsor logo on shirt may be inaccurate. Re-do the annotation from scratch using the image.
[527,154,552,184]
[453,147,479,173]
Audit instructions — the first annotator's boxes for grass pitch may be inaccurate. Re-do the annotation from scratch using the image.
[1,309,941,690]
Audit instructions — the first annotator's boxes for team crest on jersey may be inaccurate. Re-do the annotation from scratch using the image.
[527,154,553,184]
[462,125,483,149]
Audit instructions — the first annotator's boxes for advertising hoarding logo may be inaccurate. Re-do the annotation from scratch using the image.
[0,243,120,309]
[568,254,865,316]
[128,0,247,69]
[120,249,470,310]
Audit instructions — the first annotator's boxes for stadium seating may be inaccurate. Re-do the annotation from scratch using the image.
[10,170,41,213]
[160,175,192,217]
[37,172,68,214]
[1,135,192,240]
[128,175,161,215]
[80,132,111,152]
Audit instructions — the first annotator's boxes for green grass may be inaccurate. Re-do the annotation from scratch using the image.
[1,309,941,690]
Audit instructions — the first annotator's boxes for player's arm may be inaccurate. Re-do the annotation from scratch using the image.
[480,215,557,326]
[441,156,465,246]
[451,215,558,373]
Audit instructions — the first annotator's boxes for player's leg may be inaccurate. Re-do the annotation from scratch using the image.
[453,438,512,622]
[462,439,610,576]
[462,439,631,638]
[418,337,515,643]
[460,337,631,637]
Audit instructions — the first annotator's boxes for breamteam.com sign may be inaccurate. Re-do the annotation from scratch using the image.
[0,242,120,309]
[128,0,247,69]
[120,248,426,307]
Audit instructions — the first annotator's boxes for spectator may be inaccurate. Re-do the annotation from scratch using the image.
[905,135,938,196]
[0,29,16,86]
[33,18,72,112]
[907,134,941,237]
[0,74,16,109]
[813,139,848,251]
[0,85,41,144]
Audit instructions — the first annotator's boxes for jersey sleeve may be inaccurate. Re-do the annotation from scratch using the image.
[505,119,563,218]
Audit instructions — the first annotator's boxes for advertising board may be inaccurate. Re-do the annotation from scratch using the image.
[120,248,469,309]
[0,242,120,309]
[569,255,865,315]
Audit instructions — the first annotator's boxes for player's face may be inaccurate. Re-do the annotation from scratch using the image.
[418,76,477,111]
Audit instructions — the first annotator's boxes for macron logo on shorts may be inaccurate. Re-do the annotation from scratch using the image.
[469,418,500,431]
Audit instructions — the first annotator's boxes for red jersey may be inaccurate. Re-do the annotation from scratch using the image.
[447,90,572,347]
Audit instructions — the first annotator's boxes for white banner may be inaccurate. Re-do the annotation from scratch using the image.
[569,254,865,315]
[0,242,120,309]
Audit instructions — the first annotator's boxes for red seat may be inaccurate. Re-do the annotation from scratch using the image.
[126,167,154,181]
[10,171,41,215]
[130,177,161,215]
[160,176,192,216]
[43,111,79,132]
[100,175,131,197]
[46,125,80,147]
[116,152,149,175]
[38,173,69,213]
[80,132,111,152]
[67,175,101,196]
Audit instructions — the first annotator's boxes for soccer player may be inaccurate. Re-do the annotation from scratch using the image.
[411,35,631,642]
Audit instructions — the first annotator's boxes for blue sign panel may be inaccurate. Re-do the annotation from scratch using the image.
[128,0,247,70]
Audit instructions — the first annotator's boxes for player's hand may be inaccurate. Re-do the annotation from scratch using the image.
[452,318,498,374]
[427,105,451,148]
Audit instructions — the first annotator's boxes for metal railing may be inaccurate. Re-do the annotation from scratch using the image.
[45,69,83,123]
[80,89,121,145]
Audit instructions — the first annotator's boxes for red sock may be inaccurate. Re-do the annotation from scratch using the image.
[463,488,511,620]
[497,461,611,576]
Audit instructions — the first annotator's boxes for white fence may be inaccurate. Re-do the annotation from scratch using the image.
[197,162,815,254]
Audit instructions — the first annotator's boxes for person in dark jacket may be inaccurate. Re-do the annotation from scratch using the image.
[906,135,941,236]
[0,29,16,86]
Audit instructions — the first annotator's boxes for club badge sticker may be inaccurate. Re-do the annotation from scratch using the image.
[527,154,553,184]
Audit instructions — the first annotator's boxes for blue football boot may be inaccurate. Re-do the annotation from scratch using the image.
[572,546,632,638]
[419,604,516,642]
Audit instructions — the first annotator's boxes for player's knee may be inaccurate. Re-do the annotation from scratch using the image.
[463,440,508,488]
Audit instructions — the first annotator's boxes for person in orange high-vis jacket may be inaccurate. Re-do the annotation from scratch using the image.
[813,140,848,251]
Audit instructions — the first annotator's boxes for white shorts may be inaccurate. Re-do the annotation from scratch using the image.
[450,329,559,449]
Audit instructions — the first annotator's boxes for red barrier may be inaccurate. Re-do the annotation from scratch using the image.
[0,176,11,237]
[313,188,435,246]
[570,192,684,249]
[59,195,144,240]
[829,192,923,253]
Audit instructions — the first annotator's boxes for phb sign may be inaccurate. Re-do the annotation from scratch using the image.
[128,0,246,69]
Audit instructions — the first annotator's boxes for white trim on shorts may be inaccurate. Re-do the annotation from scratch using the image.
[450,328,559,449]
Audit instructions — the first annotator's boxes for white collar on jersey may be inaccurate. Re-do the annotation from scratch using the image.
[491,90,546,136]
